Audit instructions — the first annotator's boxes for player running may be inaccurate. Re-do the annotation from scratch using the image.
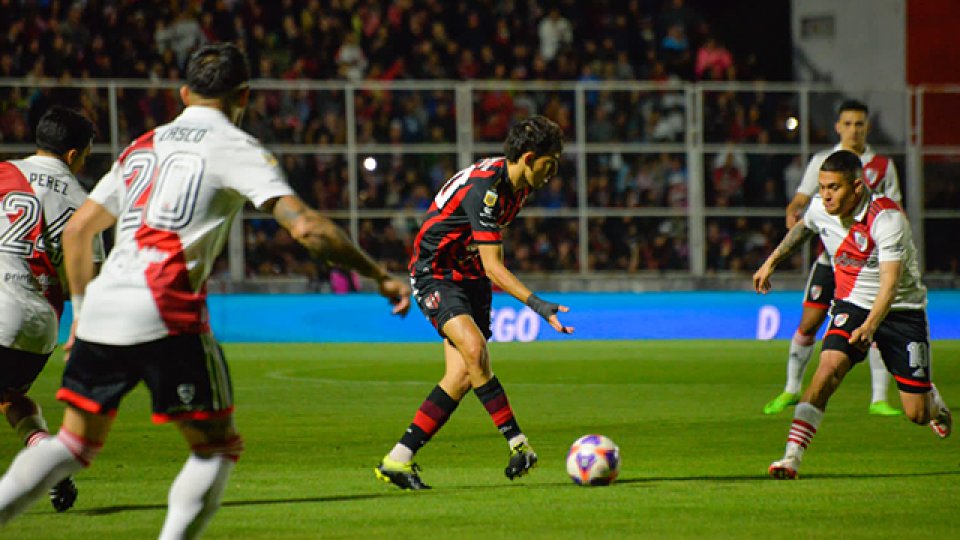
[754,150,951,479]
[0,43,410,537]
[764,100,902,417]
[375,115,573,490]
[0,107,99,513]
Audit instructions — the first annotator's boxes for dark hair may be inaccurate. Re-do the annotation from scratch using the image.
[503,115,564,161]
[820,149,862,184]
[837,99,868,117]
[186,42,250,99]
[35,107,95,156]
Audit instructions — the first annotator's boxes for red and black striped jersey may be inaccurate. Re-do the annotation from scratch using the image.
[409,157,529,281]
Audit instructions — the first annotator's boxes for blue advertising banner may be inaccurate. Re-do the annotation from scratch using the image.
[60,290,960,343]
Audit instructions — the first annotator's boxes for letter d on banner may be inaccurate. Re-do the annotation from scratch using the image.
[756,305,781,340]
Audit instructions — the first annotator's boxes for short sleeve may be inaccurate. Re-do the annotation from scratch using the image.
[872,210,907,262]
[881,161,902,203]
[219,137,295,208]
[464,181,501,244]
[87,161,126,217]
[796,153,825,197]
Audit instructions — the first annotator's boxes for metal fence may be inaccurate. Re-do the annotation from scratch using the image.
[1,79,957,284]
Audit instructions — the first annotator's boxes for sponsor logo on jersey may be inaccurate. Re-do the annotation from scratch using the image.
[834,313,849,327]
[810,285,822,300]
[177,384,196,404]
[483,190,498,207]
[854,231,868,252]
[835,252,877,269]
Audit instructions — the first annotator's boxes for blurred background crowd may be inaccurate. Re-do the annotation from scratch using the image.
[1,0,955,284]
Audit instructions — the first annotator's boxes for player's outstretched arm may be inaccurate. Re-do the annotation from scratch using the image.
[477,243,573,334]
[62,199,117,358]
[266,194,411,316]
[753,219,814,294]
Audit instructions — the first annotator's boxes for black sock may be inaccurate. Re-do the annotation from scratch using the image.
[399,385,460,452]
[474,376,522,441]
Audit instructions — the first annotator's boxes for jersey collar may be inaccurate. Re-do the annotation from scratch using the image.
[24,154,72,176]
[179,105,232,124]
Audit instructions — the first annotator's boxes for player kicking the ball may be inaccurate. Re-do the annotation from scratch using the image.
[754,150,951,479]
[375,116,573,490]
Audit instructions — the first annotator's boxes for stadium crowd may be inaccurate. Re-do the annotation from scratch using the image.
[1,0,944,280]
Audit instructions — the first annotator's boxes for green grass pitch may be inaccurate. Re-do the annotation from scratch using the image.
[2,340,958,539]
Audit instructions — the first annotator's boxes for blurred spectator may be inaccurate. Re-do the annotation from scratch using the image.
[695,37,733,81]
[155,8,207,69]
[538,7,573,63]
[710,146,748,206]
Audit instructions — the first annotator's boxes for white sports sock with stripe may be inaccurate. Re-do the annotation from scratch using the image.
[783,402,825,461]
[158,454,234,540]
[785,332,816,394]
[868,346,891,403]
[0,436,84,525]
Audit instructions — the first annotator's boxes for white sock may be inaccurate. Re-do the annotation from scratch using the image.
[930,384,948,413]
[784,402,824,461]
[868,346,891,403]
[158,454,234,540]
[785,332,816,394]
[387,444,414,464]
[0,436,84,525]
[508,434,528,449]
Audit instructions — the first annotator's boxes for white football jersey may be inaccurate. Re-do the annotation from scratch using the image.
[77,106,294,345]
[797,144,901,201]
[803,194,926,311]
[0,156,101,354]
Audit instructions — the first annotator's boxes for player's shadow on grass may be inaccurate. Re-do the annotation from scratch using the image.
[78,493,394,516]
[614,469,960,484]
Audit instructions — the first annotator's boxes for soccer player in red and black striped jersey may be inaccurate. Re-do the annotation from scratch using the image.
[375,116,573,490]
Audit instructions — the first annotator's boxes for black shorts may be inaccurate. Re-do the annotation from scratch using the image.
[58,333,234,423]
[822,300,932,393]
[411,275,492,340]
[0,345,51,395]
[803,261,835,309]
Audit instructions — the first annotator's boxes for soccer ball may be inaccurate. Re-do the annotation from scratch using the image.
[566,434,620,486]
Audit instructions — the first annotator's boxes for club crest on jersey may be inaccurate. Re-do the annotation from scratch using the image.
[423,290,441,311]
[854,231,868,252]
[810,285,822,300]
[864,168,879,188]
[483,190,498,207]
[834,313,849,327]
[177,384,196,404]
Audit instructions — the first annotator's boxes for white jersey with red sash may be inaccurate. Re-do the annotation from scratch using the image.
[802,194,926,311]
[77,106,294,345]
[0,156,99,354]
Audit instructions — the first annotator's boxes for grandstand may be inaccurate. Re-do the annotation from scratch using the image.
[0,2,959,537]
[2,0,956,292]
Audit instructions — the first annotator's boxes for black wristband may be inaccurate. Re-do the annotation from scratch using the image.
[526,294,559,321]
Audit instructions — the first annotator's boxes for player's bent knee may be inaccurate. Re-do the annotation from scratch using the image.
[191,435,244,462]
[457,340,487,366]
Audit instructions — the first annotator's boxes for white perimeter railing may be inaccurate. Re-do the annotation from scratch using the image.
[1,79,957,282]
